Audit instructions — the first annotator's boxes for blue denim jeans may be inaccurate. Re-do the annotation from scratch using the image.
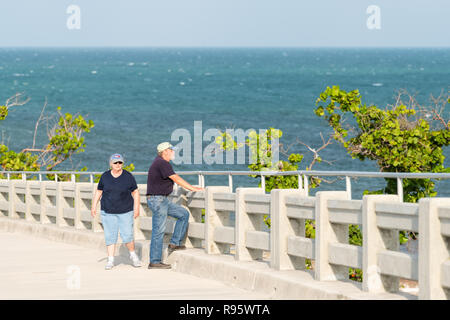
[147,195,189,264]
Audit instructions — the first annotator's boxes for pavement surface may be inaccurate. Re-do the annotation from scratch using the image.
[0,232,271,300]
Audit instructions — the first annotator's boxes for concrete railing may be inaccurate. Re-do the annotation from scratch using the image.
[1,179,449,300]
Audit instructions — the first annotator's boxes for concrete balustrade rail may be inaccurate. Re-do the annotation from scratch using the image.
[1,179,449,300]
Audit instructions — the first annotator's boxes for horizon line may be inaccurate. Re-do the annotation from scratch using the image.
[0,45,449,49]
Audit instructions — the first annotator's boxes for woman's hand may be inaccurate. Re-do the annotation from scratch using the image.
[133,209,140,219]
[91,208,97,218]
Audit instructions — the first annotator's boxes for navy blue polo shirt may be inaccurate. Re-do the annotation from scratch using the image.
[97,170,138,213]
[146,156,176,196]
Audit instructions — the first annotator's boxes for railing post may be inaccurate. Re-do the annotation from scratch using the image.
[346,176,351,200]
[234,187,265,261]
[228,174,233,192]
[8,179,17,219]
[362,194,400,293]
[91,183,102,232]
[314,191,349,281]
[25,180,32,222]
[270,188,307,270]
[56,182,67,227]
[418,198,450,300]
[303,175,309,196]
[40,181,51,224]
[261,175,265,192]
[197,174,205,188]
[182,186,205,249]
[204,186,231,254]
[74,182,82,229]
[132,184,147,240]
[397,178,403,202]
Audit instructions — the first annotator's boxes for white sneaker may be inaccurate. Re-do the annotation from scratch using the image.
[105,260,114,270]
[130,255,142,268]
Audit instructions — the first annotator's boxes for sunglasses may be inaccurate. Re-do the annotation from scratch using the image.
[113,162,123,165]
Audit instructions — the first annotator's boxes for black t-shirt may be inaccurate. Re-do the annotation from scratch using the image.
[146,156,176,196]
[97,170,138,214]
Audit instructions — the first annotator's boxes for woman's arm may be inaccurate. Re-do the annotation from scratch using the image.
[131,188,140,219]
[91,189,103,217]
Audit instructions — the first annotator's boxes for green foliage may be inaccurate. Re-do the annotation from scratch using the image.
[46,107,95,170]
[0,145,39,179]
[0,106,8,120]
[0,97,96,178]
[315,85,450,203]
[217,127,322,192]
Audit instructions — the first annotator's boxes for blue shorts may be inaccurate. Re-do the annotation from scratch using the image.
[101,210,134,246]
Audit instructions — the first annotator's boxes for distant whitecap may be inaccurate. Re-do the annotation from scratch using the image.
[179,82,185,86]
[128,62,135,66]
[91,70,97,74]
[372,83,383,87]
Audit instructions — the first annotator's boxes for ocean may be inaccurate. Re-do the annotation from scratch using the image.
[0,47,449,197]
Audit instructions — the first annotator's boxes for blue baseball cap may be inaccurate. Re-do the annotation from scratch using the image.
[110,153,124,163]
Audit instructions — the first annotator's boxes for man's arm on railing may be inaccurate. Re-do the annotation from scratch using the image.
[169,174,204,192]
[91,189,103,217]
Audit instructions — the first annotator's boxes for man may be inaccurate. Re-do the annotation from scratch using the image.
[146,142,204,269]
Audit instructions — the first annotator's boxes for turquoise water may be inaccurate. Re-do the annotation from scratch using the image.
[0,48,449,196]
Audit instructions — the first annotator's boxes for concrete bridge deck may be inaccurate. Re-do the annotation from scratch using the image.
[0,218,415,300]
[0,231,271,300]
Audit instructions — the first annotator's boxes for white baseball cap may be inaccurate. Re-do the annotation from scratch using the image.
[157,142,177,153]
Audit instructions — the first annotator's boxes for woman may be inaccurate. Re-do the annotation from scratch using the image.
[91,153,142,270]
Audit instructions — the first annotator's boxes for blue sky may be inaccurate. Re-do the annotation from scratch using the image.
[0,0,449,47]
